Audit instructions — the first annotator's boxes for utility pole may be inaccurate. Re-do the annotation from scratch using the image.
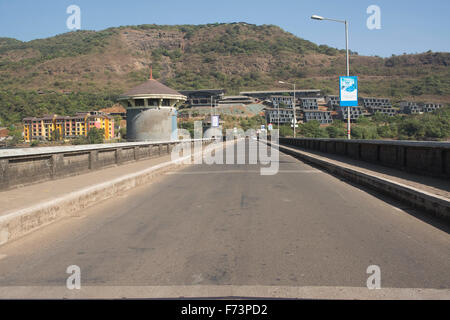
[345,20,351,139]
[277,102,280,129]
[293,83,297,138]
[210,96,213,128]
[312,15,352,139]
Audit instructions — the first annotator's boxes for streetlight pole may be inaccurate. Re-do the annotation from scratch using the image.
[293,83,296,138]
[345,20,349,77]
[312,15,351,139]
[277,101,280,129]
[210,96,215,129]
[279,81,297,138]
[345,20,351,139]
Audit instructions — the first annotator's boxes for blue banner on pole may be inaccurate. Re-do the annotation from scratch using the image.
[339,76,358,107]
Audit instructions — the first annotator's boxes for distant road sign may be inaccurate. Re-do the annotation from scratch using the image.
[211,115,220,128]
[340,76,358,107]
[268,124,273,131]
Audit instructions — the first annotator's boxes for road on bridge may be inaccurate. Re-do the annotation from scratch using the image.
[0,140,448,298]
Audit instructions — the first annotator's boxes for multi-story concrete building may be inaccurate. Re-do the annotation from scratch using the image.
[399,101,422,114]
[23,112,114,142]
[337,106,364,121]
[303,110,333,124]
[367,107,397,116]
[360,97,396,116]
[422,103,442,113]
[23,115,55,142]
[271,95,294,108]
[265,108,297,125]
[399,101,442,114]
[300,98,319,111]
[325,95,340,109]
[178,89,225,108]
[86,111,115,140]
[359,97,392,108]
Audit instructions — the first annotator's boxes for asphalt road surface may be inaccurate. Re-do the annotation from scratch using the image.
[0,140,449,298]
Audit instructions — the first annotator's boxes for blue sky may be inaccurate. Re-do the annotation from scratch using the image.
[0,0,449,57]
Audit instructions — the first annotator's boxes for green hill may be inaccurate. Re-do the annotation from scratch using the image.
[0,22,449,126]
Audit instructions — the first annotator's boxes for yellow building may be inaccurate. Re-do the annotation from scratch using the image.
[85,112,115,140]
[23,119,32,142]
[42,115,56,140]
[23,115,56,142]
[23,112,114,142]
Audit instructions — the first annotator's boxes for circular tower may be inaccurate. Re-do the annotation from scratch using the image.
[118,71,186,141]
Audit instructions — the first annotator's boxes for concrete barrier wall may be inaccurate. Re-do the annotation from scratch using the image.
[279,138,450,179]
[0,139,211,191]
[269,142,449,221]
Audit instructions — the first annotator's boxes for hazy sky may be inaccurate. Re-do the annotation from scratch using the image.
[0,0,449,57]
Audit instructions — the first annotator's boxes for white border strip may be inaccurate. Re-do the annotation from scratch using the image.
[0,285,448,300]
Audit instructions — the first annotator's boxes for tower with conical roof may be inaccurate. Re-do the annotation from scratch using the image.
[118,69,186,141]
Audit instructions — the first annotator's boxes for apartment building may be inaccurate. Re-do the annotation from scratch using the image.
[265,108,297,125]
[23,112,114,142]
[178,89,225,108]
[399,101,442,114]
[300,98,319,111]
[325,95,340,109]
[303,110,333,124]
[359,97,396,116]
[271,95,295,108]
[422,103,442,113]
[338,106,364,121]
[399,101,422,114]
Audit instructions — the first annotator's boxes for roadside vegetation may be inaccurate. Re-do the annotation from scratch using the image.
[0,90,117,125]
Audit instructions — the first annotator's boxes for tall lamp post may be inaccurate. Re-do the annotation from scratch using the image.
[276,101,280,130]
[279,81,297,138]
[211,96,214,117]
[311,14,351,139]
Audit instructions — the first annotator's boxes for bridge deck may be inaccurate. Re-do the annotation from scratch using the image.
[0,141,448,299]
[1,141,447,219]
